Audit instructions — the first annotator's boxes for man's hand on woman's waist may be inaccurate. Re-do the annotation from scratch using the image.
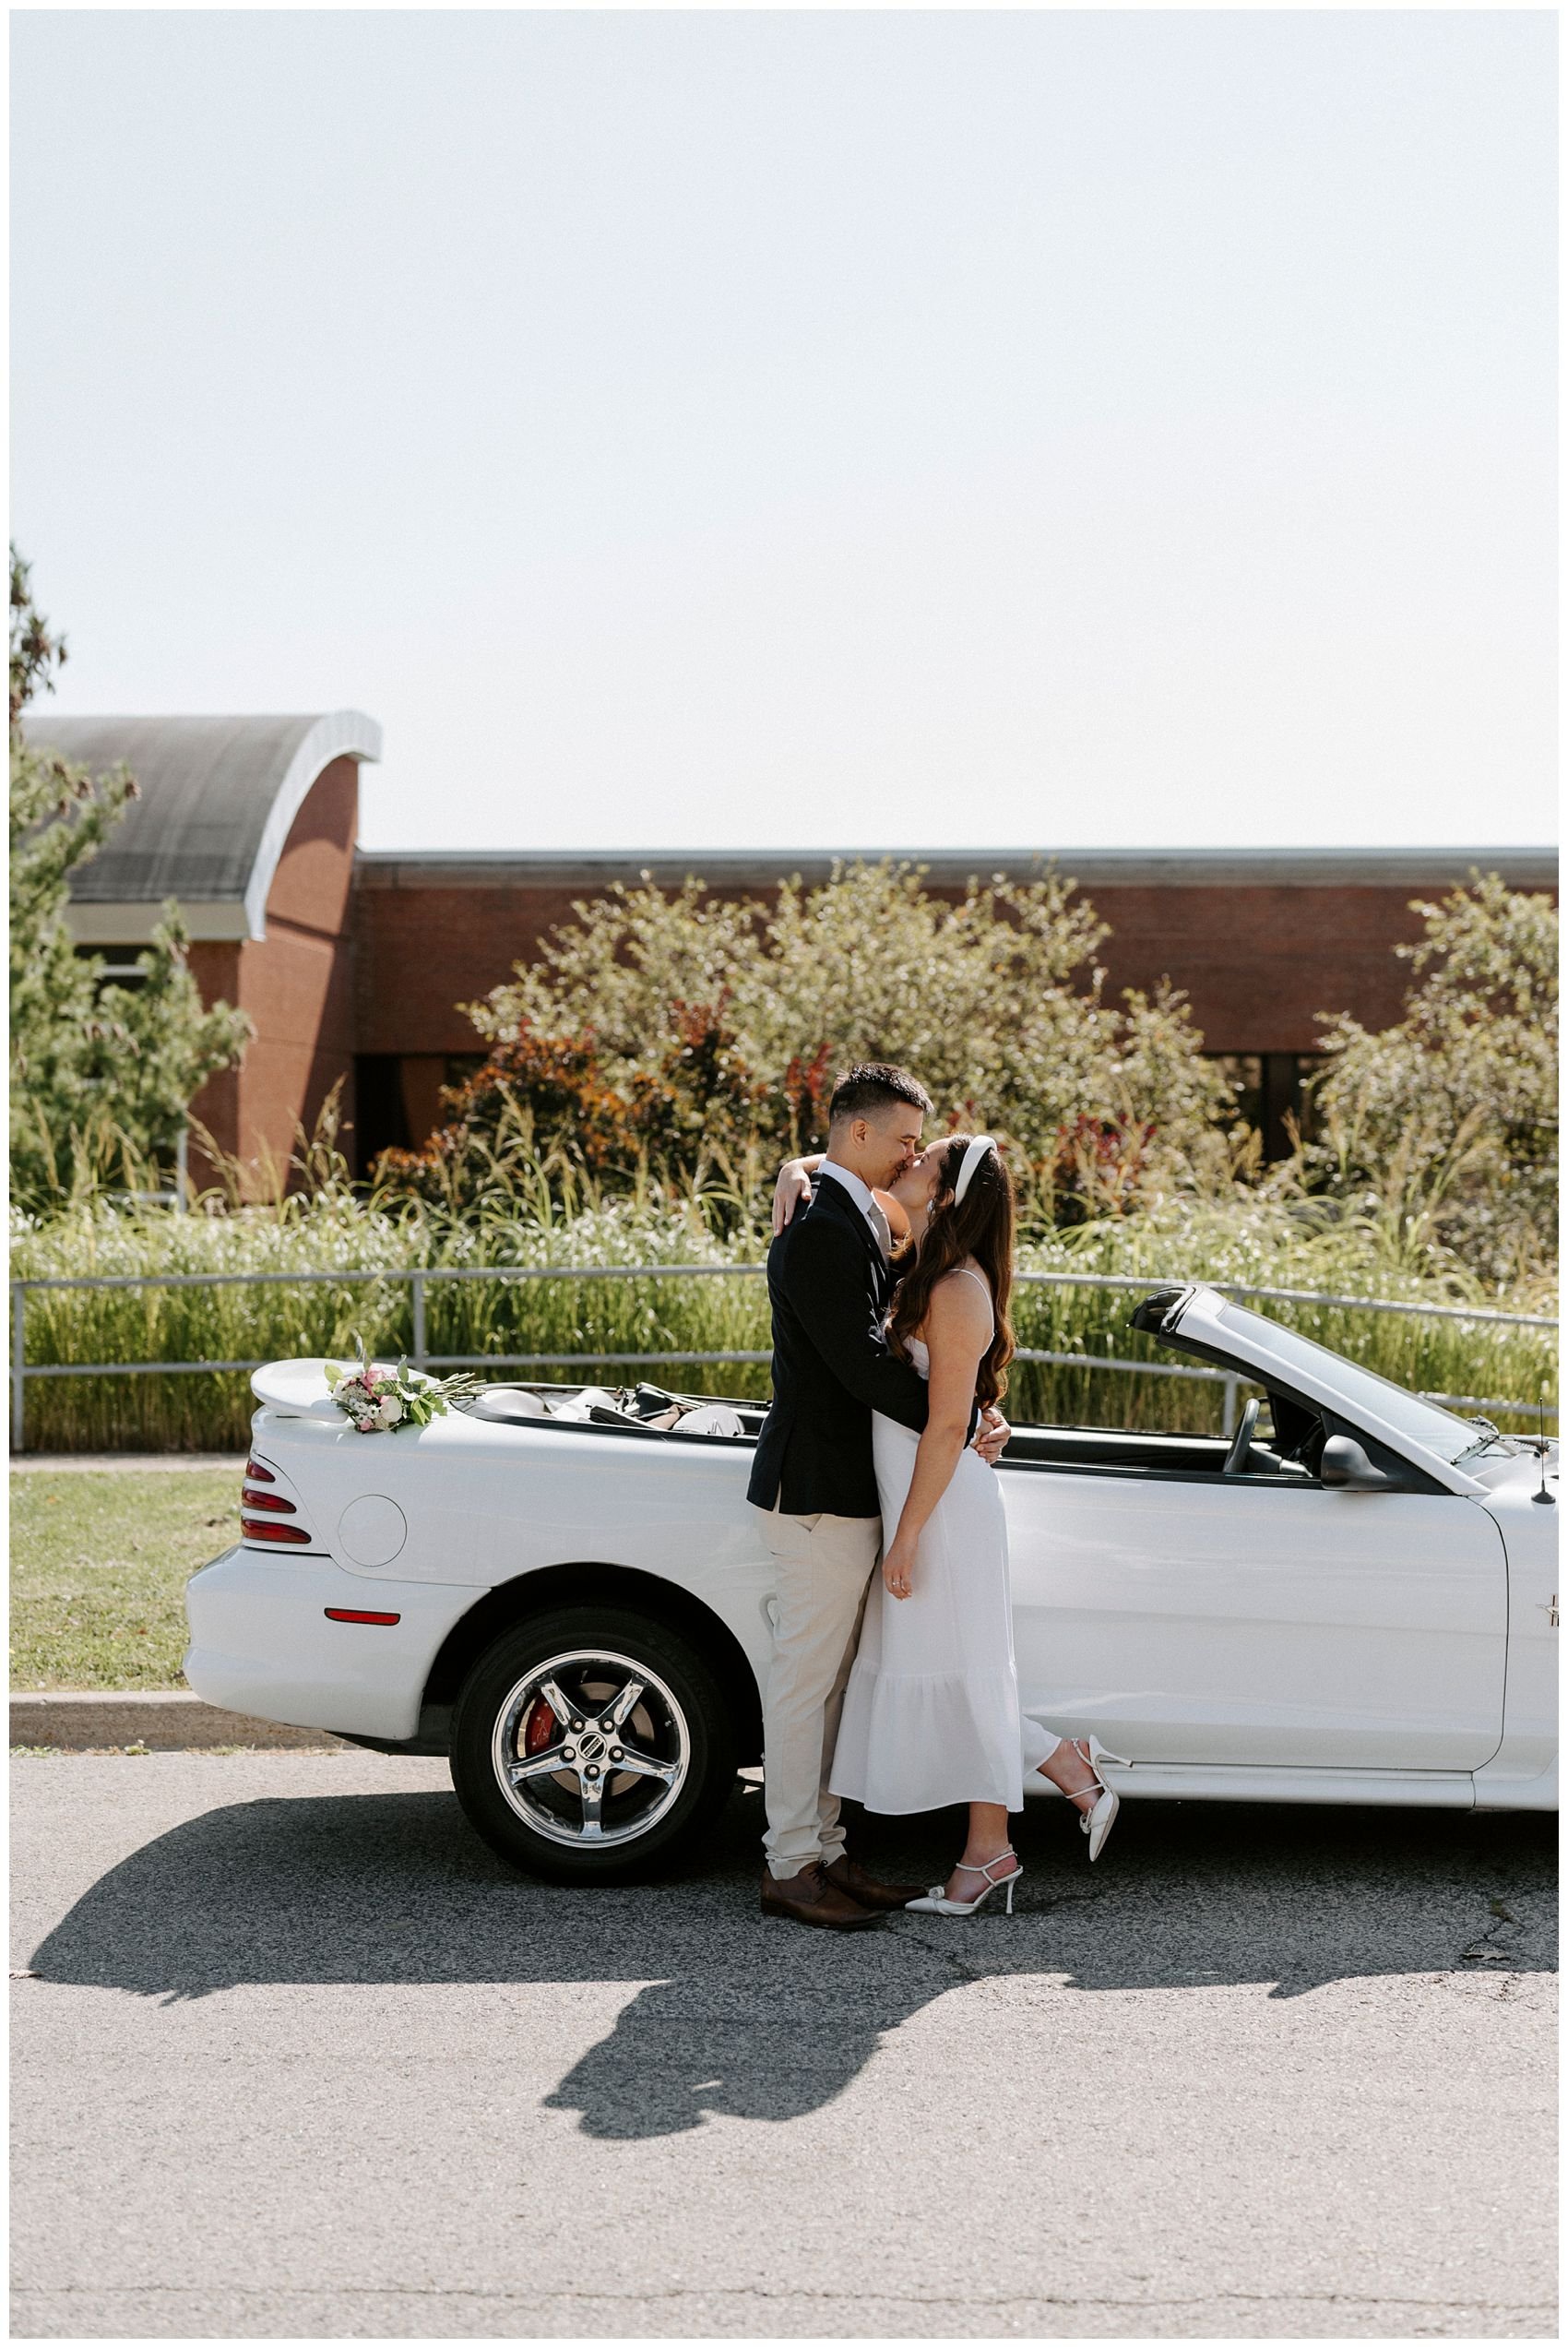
[973,1405,1010,1464]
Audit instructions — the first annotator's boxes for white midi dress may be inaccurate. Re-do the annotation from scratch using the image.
[828,1273,1063,1815]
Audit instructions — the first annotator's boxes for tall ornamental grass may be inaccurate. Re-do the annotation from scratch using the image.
[11,1186,1555,1451]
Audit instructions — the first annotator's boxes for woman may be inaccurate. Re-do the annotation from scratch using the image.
[778,1135,1122,1915]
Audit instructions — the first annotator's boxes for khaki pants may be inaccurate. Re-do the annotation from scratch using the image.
[752,1502,882,1880]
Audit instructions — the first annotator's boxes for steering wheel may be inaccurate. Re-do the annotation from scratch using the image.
[1222,1395,1260,1477]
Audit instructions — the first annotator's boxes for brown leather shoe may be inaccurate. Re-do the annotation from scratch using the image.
[823,1854,926,1912]
[761,1861,882,1930]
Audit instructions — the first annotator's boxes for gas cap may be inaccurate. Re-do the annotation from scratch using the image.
[338,1495,408,1568]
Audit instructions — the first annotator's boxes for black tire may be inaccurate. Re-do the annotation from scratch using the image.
[449,1603,740,1884]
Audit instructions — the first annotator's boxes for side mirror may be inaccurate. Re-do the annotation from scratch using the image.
[1321,1435,1396,1492]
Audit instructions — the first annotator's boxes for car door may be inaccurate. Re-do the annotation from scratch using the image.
[999,1459,1508,1772]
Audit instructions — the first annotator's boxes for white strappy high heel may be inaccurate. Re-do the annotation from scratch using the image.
[1072,1736,1130,1862]
[904,1849,1022,1916]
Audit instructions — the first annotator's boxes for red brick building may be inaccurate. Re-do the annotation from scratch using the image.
[39,711,377,1185]
[33,711,1558,1188]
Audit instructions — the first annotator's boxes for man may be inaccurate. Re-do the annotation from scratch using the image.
[747,1063,1008,1929]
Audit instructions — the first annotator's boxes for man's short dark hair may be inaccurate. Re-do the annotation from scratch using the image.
[827,1063,933,1126]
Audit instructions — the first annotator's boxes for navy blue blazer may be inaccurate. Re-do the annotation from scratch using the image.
[745,1174,931,1519]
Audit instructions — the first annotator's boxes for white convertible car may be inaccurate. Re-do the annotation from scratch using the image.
[184,1284,1558,1881]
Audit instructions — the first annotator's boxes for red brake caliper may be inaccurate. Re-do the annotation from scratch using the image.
[524,1698,558,1756]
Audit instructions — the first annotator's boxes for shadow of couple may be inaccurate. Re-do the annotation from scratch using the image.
[25,1774,1554,2139]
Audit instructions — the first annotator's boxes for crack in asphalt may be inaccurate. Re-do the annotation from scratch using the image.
[13,2282,1557,2314]
[1455,1888,1534,1974]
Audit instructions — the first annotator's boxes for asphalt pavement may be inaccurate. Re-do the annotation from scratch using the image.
[10,1752,1557,2340]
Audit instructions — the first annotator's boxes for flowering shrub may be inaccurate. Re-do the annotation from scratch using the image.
[373,997,786,1211]
[1299,875,1558,1284]
[376,861,1235,1220]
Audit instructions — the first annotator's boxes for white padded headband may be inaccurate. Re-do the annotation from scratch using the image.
[953,1135,997,1205]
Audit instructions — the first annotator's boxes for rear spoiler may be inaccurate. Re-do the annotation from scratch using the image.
[251,1358,350,1421]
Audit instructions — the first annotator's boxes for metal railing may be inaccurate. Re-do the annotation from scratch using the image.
[9,1261,1557,1450]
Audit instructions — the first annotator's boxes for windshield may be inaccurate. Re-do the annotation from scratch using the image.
[1208,1301,1483,1465]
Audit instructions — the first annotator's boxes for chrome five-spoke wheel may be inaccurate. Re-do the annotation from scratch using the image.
[451,1603,738,1881]
[493,1648,691,1848]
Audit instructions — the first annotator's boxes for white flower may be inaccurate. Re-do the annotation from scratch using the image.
[376,1395,403,1428]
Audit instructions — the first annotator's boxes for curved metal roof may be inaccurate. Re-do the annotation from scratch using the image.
[23,710,381,940]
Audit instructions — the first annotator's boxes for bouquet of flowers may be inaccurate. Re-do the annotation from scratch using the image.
[325,1341,480,1435]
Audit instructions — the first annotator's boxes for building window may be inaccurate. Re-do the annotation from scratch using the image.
[350,1055,485,1180]
[1207,1054,1326,1161]
[74,944,148,992]
[351,1055,411,1178]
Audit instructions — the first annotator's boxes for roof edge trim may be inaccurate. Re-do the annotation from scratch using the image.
[351,844,1561,893]
[244,710,381,939]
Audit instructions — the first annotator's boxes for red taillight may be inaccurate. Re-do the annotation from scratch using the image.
[324,1608,401,1626]
[244,1458,276,1484]
[242,1517,312,1545]
[242,1490,295,1513]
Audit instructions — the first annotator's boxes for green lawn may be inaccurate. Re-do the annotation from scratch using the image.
[10,1471,240,1690]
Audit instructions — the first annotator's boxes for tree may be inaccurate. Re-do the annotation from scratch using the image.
[9,550,251,1211]
[1302,874,1558,1282]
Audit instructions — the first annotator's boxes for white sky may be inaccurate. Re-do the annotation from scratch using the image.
[11,8,1557,854]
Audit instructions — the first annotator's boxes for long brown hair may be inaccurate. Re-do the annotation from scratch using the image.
[886,1135,1016,1407]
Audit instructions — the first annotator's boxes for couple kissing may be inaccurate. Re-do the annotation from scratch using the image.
[747,1062,1123,1930]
